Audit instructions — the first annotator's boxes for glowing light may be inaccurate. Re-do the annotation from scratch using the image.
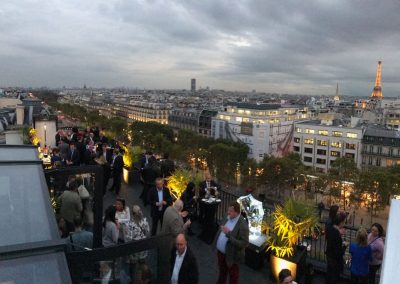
[270,254,298,281]
[167,168,192,200]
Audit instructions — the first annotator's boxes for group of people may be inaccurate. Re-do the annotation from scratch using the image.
[100,174,250,284]
[51,126,126,195]
[325,205,385,284]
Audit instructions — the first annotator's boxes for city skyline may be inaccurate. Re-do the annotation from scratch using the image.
[1,1,400,96]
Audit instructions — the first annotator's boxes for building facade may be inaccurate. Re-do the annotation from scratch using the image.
[191,78,196,92]
[362,127,400,167]
[211,103,310,161]
[168,108,200,133]
[293,120,363,172]
[168,108,218,137]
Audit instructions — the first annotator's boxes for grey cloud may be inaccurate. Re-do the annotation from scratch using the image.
[1,0,400,95]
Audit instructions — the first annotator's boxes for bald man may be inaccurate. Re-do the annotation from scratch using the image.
[170,234,199,284]
[161,200,191,243]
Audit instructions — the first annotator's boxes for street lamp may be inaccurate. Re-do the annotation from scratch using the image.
[44,123,47,147]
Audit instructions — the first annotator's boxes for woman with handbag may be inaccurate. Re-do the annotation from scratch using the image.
[367,223,385,284]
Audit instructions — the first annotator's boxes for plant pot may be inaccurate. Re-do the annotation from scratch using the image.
[123,167,141,185]
[269,246,307,282]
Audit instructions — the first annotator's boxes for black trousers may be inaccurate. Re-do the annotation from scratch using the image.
[325,257,343,284]
[351,273,368,284]
[151,210,164,236]
[141,183,152,205]
[368,264,380,284]
[111,173,122,195]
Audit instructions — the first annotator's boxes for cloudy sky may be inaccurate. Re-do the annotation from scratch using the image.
[1,0,400,96]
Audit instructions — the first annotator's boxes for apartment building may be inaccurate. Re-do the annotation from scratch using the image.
[293,119,363,172]
[211,103,311,161]
[169,109,218,137]
[362,126,400,167]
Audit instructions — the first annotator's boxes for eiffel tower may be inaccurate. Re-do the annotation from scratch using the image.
[370,61,383,100]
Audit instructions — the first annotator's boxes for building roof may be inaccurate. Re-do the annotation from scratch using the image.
[364,126,400,139]
[0,145,71,283]
[225,102,282,110]
[296,120,362,130]
[0,98,22,108]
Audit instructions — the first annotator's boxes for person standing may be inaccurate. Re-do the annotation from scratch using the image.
[115,198,130,242]
[58,180,83,234]
[368,223,385,284]
[110,148,124,195]
[148,178,172,236]
[325,205,339,233]
[59,138,70,162]
[66,142,80,166]
[325,213,347,284]
[170,233,199,284]
[68,216,93,251]
[141,156,160,205]
[160,153,175,178]
[215,202,249,284]
[199,173,220,223]
[349,228,372,283]
[161,200,191,247]
[124,205,150,246]
[102,205,119,247]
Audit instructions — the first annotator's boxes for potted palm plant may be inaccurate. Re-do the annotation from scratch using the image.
[166,168,192,200]
[265,198,319,282]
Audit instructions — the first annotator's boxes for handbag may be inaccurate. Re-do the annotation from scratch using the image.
[78,185,90,199]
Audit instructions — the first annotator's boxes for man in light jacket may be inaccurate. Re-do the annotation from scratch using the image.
[214,201,249,284]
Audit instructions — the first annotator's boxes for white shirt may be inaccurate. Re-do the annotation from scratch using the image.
[216,215,240,254]
[171,247,187,284]
[157,188,163,211]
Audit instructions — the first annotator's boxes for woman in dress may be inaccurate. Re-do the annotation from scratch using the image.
[368,223,384,284]
[102,205,119,247]
[124,205,150,242]
[115,198,130,242]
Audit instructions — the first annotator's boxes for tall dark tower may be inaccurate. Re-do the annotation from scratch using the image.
[191,78,196,92]
[370,61,383,100]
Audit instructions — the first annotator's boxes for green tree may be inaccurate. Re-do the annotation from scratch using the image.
[355,168,391,222]
[328,157,359,210]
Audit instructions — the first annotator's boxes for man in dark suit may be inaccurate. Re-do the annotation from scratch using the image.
[170,233,199,284]
[199,173,221,197]
[199,173,221,222]
[148,177,172,236]
[110,148,124,195]
[214,202,249,284]
[141,157,159,205]
[161,153,175,178]
[66,143,80,166]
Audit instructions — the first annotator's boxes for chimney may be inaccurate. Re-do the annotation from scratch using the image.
[16,105,25,125]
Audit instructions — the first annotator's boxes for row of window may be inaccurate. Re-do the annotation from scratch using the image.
[295,138,356,149]
[363,145,400,156]
[295,146,355,158]
[296,128,358,138]
[303,154,355,164]
[362,156,382,166]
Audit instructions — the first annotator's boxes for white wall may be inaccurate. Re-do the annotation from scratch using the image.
[5,131,23,145]
[380,199,400,284]
[35,120,57,148]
